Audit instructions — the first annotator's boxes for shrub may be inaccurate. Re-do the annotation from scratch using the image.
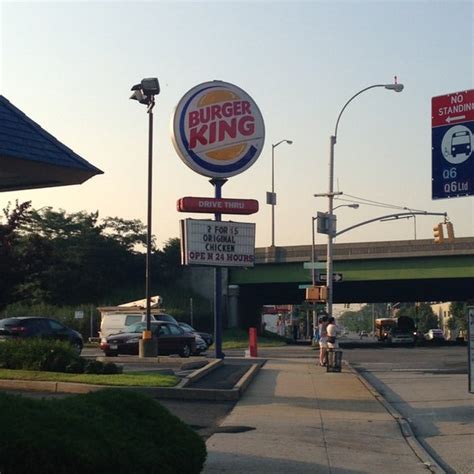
[83,359,106,374]
[0,339,121,374]
[0,339,80,372]
[65,359,86,373]
[0,390,206,474]
[102,361,123,374]
[83,360,123,375]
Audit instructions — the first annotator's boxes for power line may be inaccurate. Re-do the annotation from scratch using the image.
[335,193,427,213]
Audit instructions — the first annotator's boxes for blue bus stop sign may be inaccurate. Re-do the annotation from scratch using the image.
[432,89,474,200]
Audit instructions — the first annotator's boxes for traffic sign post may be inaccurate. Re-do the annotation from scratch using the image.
[432,89,474,200]
[468,306,474,393]
[303,262,326,270]
[317,273,343,283]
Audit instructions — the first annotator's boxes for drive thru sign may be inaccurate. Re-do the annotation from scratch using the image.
[432,89,474,199]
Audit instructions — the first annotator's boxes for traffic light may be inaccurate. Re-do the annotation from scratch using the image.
[433,223,444,244]
[446,222,455,242]
[306,286,328,302]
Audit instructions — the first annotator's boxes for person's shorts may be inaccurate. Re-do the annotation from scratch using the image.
[319,340,328,348]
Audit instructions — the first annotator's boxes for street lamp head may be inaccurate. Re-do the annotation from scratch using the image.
[130,77,160,105]
[273,139,293,148]
[384,83,404,93]
[333,203,360,211]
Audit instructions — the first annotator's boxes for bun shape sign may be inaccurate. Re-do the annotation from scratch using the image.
[171,81,265,178]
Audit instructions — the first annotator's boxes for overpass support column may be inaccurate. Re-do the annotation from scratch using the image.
[227,285,240,328]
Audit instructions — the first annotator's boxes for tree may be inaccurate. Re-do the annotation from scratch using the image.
[450,301,468,333]
[102,216,149,252]
[0,201,32,308]
[5,206,150,306]
[157,238,182,283]
[398,303,438,332]
[338,305,373,332]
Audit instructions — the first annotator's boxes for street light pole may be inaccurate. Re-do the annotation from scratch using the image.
[269,139,292,247]
[311,203,357,334]
[130,77,160,358]
[325,82,403,318]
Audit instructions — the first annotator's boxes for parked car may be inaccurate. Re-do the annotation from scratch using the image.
[424,329,445,342]
[99,321,196,357]
[413,330,425,343]
[387,327,415,345]
[176,323,209,355]
[178,322,213,347]
[192,334,208,355]
[0,317,83,354]
[99,312,178,338]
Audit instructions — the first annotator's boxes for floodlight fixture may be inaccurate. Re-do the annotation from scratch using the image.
[130,77,160,106]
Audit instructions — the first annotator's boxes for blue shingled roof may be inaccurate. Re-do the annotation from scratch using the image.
[0,95,103,176]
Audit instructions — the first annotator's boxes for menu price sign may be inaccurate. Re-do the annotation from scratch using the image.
[180,219,256,267]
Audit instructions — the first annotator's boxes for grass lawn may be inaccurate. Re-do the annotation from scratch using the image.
[0,369,179,387]
[222,328,289,349]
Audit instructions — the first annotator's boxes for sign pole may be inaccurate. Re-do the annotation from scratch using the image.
[211,177,227,359]
[468,305,474,393]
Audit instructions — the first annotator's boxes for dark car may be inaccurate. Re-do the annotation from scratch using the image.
[179,322,213,347]
[0,317,83,354]
[99,321,196,358]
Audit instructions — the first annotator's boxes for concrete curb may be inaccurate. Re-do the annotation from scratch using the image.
[234,363,260,394]
[343,361,446,474]
[0,359,262,401]
[96,355,209,370]
[178,359,223,388]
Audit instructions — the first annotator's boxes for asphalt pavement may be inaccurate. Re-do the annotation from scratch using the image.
[347,345,473,474]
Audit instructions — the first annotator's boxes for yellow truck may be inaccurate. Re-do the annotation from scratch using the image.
[375,318,396,341]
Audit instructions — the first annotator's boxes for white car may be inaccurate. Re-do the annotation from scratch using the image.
[424,329,444,341]
[388,328,415,344]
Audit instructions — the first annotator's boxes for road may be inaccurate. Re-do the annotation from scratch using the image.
[222,341,473,473]
[343,344,473,474]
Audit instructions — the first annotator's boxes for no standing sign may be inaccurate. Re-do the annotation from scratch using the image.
[432,89,474,199]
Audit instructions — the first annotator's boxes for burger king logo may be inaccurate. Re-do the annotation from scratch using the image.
[171,81,265,178]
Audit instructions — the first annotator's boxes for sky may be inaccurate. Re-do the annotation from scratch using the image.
[1,0,473,250]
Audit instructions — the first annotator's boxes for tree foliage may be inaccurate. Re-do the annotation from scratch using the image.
[0,201,32,305]
[450,301,468,331]
[338,304,386,332]
[0,203,181,310]
[397,302,438,333]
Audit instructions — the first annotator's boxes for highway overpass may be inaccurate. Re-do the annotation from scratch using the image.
[227,237,474,327]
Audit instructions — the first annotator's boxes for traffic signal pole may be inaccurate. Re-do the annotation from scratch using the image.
[334,212,448,238]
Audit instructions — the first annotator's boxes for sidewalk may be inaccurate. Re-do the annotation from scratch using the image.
[203,357,441,473]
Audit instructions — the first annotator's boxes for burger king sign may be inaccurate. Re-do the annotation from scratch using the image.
[171,81,265,178]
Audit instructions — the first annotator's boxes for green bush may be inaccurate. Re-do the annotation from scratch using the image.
[0,389,207,474]
[0,339,79,372]
[0,339,121,374]
[83,360,123,375]
[102,361,123,374]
